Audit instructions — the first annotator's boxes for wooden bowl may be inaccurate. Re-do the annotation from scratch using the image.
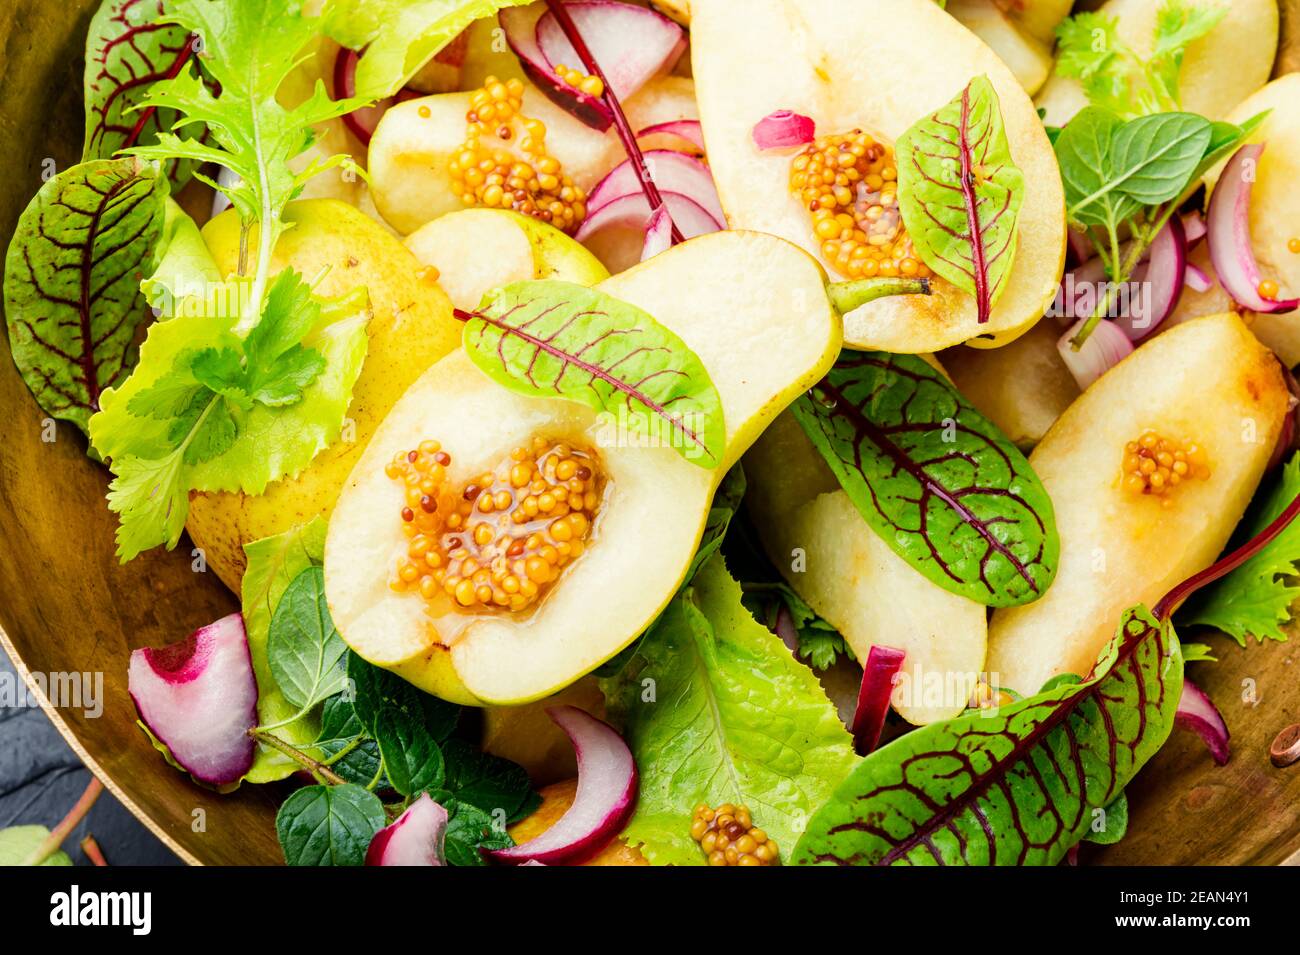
[2,1,1298,866]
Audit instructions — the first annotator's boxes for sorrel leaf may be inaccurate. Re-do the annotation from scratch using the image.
[83,0,201,186]
[791,606,1182,866]
[896,75,1024,324]
[791,352,1058,607]
[3,157,167,436]
[459,280,725,468]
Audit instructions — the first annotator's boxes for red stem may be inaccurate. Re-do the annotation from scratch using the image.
[542,0,684,244]
[80,835,110,867]
[956,85,991,324]
[20,777,103,865]
[1154,490,1300,621]
[123,35,197,150]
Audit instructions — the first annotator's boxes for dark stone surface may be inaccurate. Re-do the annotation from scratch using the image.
[1,649,180,866]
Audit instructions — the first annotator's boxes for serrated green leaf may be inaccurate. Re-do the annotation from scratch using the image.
[462,280,725,468]
[896,75,1023,324]
[275,783,386,866]
[792,607,1182,865]
[791,351,1058,607]
[3,157,168,436]
[268,566,349,711]
[375,705,445,797]
[601,555,857,866]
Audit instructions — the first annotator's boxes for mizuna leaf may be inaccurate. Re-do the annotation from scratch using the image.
[791,606,1182,866]
[3,157,167,436]
[896,75,1024,324]
[82,0,203,186]
[791,352,1058,607]
[459,280,725,468]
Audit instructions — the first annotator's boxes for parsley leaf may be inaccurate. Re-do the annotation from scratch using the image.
[1054,0,1226,119]
[1180,453,1300,645]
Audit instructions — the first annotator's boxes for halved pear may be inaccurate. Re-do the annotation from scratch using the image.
[942,319,1080,449]
[1036,0,1278,126]
[947,0,1053,95]
[1001,0,1074,45]
[404,208,609,311]
[688,0,1065,353]
[744,411,988,725]
[368,75,699,235]
[325,231,841,705]
[986,313,1288,696]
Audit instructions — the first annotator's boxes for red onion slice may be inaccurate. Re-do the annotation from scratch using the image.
[366,794,448,866]
[1057,318,1134,391]
[640,204,674,261]
[335,48,388,146]
[490,706,637,865]
[1182,210,1207,247]
[1175,679,1231,766]
[850,645,906,755]
[127,613,258,787]
[752,110,816,151]
[1066,227,1094,268]
[575,191,722,244]
[1112,216,1187,343]
[637,119,706,153]
[772,604,799,655]
[1185,261,1214,293]
[1207,142,1299,314]
[586,150,725,223]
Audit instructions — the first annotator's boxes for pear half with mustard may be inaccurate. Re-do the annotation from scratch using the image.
[324,231,841,705]
[688,0,1065,353]
[185,200,462,591]
[986,313,1288,696]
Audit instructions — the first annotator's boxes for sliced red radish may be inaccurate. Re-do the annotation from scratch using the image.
[1175,679,1230,766]
[501,2,683,132]
[576,191,721,244]
[850,645,906,755]
[366,794,448,866]
[586,150,725,223]
[127,613,258,787]
[1185,261,1214,293]
[490,706,636,865]
[1112,216,1186,343]
[637,119,705,153]
[752,110,815,151]
[1058,318,1133,391]
[640,204,674,261]
[1208,143,1299,314]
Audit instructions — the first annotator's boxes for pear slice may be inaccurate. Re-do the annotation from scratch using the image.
[368,75,699,235]
[942,319,1079,449]
[404,208,609,311]
[688,0,1065,354]
[986,313,1288,696]
[325,231,841,705]
[1002,0,1074,46]
[745,411,988,725]
[1036,0,1279,126]
[947,0,1053,95]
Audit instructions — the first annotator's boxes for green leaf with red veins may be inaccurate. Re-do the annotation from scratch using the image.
[82,0,202,186]
[460,280,725,468]
[896,75,1025,324]
[2,157,168,436]
[791,606,1183,866]
[791,351,1058,607]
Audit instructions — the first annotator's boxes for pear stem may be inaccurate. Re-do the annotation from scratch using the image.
[827,276,931,315]
[249,729,347,786]
[20,776,103,865]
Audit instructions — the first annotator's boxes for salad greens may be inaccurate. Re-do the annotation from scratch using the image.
[83,0,203,186]
[602,554,857,866]
[793,607,1182,865]
[2,158,168,436]
[792,351,1059,607]
[460,280,726,468]
[324,0,533,99]
[1182,452,1300,646]
[267,566,349,713]
[1054,0,1226,120]
[742,582,852,672]
[896,75,1024,325]
[276,782,387,867]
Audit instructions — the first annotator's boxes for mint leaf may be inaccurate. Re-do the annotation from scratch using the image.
[267,566,349,712]
[439,739,536,823]
[1106,111,1213,206]
[896,75,1024,325]
[601,554,857,866]
[3,157,168,436]
[1181,453,1300,645]
[276,783,386,866]
[374,705,445,797]
[441,800,512,866]
[461,280,725,468]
